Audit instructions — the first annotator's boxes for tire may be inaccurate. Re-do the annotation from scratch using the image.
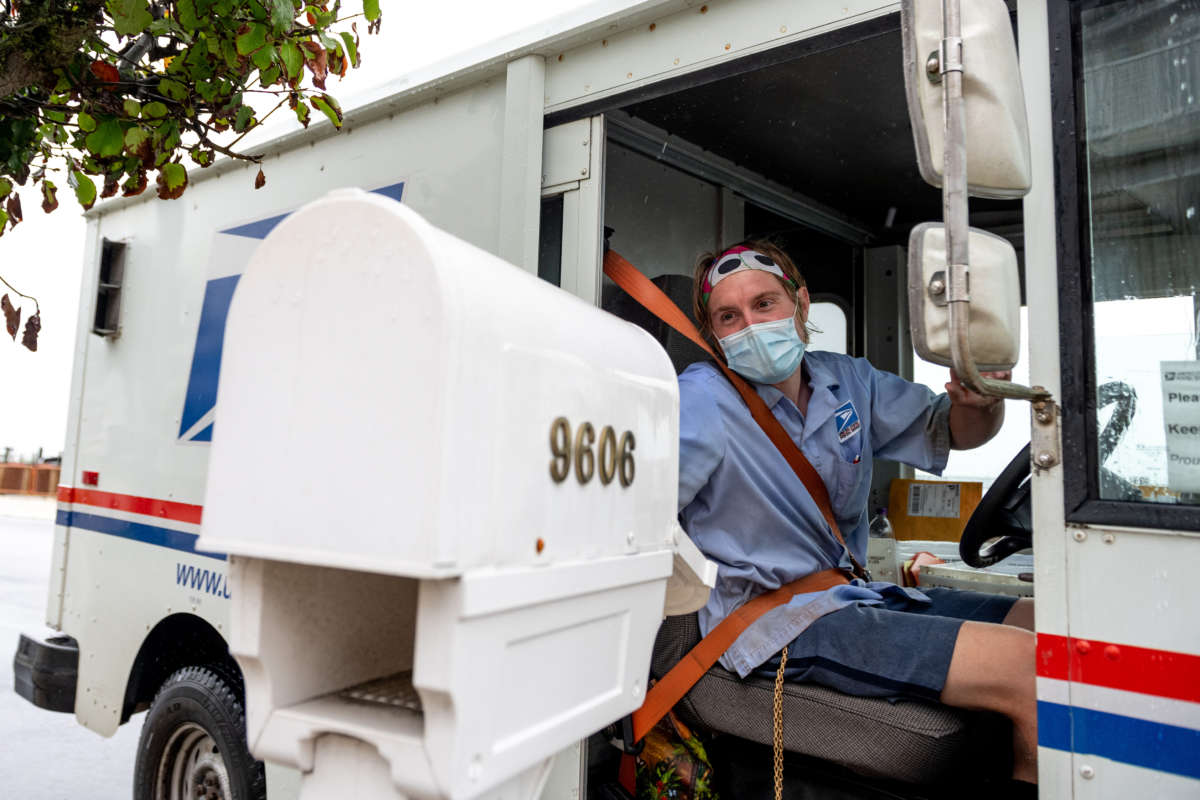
[133,666,266,800]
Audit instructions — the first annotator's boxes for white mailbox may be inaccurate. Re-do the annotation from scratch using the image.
[197,190,710,799]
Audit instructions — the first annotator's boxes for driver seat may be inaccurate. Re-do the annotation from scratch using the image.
[651,612,1012,785]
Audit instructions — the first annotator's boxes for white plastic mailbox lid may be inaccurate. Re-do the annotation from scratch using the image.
[198,189,681,577]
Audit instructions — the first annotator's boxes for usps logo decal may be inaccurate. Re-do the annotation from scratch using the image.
[834,400,861,443]
[177,181,405,443]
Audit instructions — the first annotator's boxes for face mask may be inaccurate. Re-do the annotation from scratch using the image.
[718,315,806,385]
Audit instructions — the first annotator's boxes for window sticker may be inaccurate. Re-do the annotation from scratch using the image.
[1161,361,1200,493]
[907,482,961,518]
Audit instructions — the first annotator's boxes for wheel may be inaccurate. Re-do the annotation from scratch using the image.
[134,666,266,800]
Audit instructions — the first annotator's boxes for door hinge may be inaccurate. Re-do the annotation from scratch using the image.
[1030,391,1060,471]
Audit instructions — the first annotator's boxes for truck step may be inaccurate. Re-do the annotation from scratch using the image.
[338,671,422,713]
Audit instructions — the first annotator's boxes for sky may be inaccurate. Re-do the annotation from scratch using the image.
[0,0,623,461]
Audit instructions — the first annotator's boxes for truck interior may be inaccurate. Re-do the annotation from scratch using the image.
[545,11,1035,799]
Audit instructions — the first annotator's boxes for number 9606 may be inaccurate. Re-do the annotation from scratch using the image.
[548,417,635,487]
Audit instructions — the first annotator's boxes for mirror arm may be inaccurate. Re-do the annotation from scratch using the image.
[941,0,1051,404]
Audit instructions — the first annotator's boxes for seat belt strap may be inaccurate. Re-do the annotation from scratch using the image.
[602,249,868,580]
[630,567,851,742]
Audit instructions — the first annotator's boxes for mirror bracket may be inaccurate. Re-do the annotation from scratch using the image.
[948,263,970,303]
[941,0,1048,405]
[926,268,971,307]
[939,36,963,75]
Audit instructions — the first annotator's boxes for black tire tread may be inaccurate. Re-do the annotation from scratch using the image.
[133,664,266,800]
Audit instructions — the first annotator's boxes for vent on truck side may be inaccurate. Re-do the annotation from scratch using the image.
[92,238,126,338]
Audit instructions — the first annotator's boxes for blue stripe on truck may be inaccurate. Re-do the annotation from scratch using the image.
[1038,701,1200,780]
[56,510,226,561]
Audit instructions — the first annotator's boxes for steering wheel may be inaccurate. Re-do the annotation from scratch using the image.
[959,381,1140,568]
[960,443,1033,568]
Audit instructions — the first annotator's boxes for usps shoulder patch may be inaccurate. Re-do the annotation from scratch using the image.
[834,400,861,443]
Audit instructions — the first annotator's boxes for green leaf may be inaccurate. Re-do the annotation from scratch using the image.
[194,80,216,102]
[78,112,97,132]
[259,65,281,87]
[85,119,125,157]
[363,0,380,22]
[107,0,154,36]
[252,46,274,71]
[142,101,168,119]
[124,127,149,152]
[159,79,188,101]
[306,4,334,26]
[339,32,358,68]
[156,162,188,199]
[319,32,342,57]
[269,0,294,33]
[279,41,302,80]
[153,120,182,153]
[234,104,255,133]
[236,23,268,56]
[73,171,97,210]
[0,178,11,199]
[0,208,8,234]
[293,100,310,127]
[123,99,142,117]
[176,0,203,29]
[44,110,67,124]
[310,94,342,128]
[190,148,213,167]
[221,37,240,69]
[148,17,189,40]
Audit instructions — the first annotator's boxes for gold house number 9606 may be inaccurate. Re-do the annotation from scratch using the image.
[549,417,635,487]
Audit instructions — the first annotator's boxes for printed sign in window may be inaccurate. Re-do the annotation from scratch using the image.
[1162,361,1200,493]
[907,482,961,518]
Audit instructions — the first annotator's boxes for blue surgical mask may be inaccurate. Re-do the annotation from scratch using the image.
[718,315,806,385]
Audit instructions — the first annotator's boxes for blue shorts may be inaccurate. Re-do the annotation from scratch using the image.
[755,588,1019,702]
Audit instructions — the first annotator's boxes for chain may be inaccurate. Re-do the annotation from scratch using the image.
[773,644,788,800]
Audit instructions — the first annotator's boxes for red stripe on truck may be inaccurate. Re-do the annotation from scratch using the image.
[57,486,203,525]
[1038,633,1200,704]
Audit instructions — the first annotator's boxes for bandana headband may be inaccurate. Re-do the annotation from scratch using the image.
[700,246,797,306]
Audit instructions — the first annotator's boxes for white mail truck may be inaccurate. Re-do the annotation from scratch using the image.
[12,0,1200,798]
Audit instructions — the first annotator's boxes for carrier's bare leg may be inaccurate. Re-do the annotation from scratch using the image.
[1002,597,1035,631]
[940,621,1038,783]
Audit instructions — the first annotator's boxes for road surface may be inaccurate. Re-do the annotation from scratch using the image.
[0,499,139,798]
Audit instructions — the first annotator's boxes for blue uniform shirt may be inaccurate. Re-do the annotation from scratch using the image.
[678,351,952,677]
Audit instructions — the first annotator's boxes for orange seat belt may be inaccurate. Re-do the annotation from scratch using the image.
[629,567,852,742]
[602,249,868,581]
[602,249,868,755]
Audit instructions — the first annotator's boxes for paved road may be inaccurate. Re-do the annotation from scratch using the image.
[1,509,139,798]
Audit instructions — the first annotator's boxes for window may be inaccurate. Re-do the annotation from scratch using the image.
[92,239,125,338]
[1079,0,1200,506]
[807,300,848,355]
[1054,0,1200,526]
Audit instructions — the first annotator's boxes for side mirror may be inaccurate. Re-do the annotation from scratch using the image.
[901,0,1032,198]
[908,223,1020,371]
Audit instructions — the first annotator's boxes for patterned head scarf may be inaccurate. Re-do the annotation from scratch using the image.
[700,245,798,307]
